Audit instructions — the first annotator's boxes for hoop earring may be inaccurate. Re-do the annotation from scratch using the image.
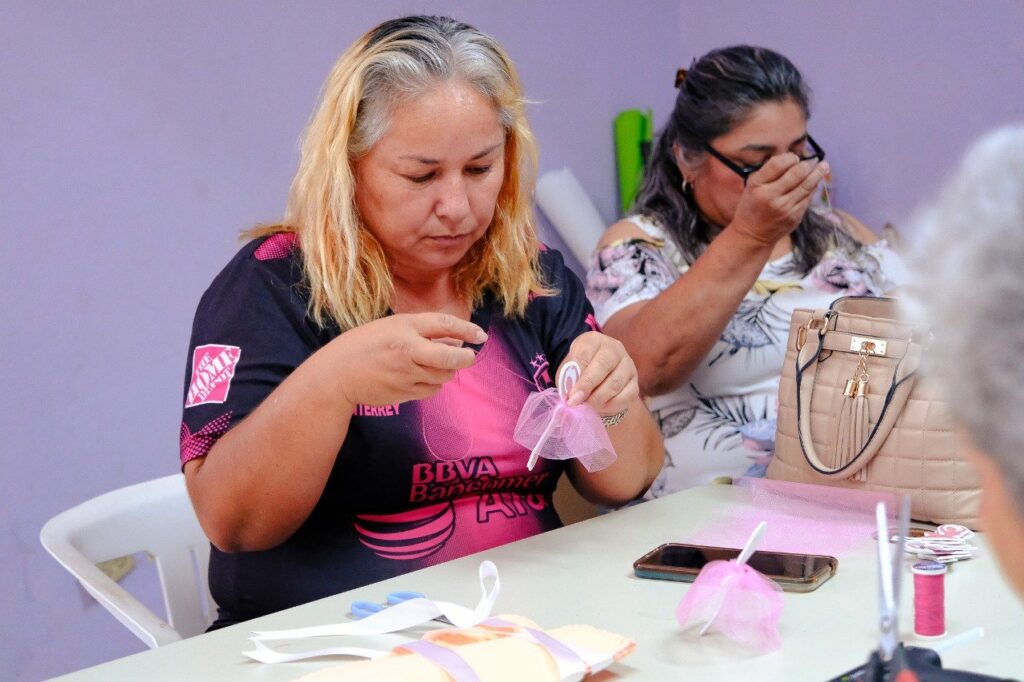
[681,179,693,195]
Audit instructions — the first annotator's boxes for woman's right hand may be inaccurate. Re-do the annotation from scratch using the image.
[728,153,831,247]
[329,312,487,408]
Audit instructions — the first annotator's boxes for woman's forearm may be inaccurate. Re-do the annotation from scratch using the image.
[568,395,663,506]
[604,226,774,396]
[184,344,355,553]
[184,312,484,553]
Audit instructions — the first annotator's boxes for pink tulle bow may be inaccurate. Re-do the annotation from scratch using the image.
[676,559,784,652]
[513,388,617,472]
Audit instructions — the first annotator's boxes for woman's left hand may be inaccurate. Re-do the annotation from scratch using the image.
[560,332,640,416]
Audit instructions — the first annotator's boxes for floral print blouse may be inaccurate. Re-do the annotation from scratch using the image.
[586,214,908,498]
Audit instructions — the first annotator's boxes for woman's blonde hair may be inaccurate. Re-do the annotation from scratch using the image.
[251,15,547,331]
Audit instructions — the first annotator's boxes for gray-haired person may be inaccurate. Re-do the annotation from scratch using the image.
[908,124,1024,599]
[586,46,907,496]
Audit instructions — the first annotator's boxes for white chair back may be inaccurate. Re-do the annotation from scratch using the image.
[40,473,215,648]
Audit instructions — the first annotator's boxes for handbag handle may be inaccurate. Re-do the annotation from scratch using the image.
[794,311,923,478]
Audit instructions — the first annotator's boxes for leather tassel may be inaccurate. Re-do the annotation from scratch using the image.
[834,379,858,470]
[851,381,870,481]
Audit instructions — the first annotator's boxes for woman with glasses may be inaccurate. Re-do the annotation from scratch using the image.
[586,45,906,497]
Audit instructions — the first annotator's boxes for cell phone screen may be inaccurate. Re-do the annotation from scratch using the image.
[634,543,837,590]
[657,545,830,578]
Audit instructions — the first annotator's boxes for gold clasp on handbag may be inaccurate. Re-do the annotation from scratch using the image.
[850,336,886,356]
[844,344,874,397]
[796,317,827,350]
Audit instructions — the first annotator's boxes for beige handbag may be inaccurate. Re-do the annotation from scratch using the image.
[767,296,981,527]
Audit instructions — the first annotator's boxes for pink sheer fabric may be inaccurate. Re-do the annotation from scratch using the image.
[513,388,617,472]
[676,560,784,652]
[687,478,898,556]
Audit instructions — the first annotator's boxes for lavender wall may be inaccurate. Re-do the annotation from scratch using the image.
[0,2,679,678]
[1,2,1021,679]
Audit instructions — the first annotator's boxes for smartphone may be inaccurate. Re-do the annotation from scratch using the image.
[633,543,837,592]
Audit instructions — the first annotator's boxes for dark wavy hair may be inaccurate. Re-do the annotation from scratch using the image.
[632,45,854,274]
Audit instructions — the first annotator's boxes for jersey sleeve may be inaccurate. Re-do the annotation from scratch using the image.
[179,241,323,466]
[530,248,600,376]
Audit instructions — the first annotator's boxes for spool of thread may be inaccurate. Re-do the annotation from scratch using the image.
[912,560,947,638]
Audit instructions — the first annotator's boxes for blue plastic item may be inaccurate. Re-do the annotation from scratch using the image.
[349,590,426,619]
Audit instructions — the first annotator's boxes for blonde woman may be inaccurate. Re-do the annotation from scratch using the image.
[179,15,662,628]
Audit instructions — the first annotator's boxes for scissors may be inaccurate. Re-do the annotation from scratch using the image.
[349,590,426,619]
[864,497,918,682]
[832,499,998,680]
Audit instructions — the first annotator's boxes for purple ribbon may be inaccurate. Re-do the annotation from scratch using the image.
[483,618,588,677]
[399,640,481,682]
[399,619,590,680]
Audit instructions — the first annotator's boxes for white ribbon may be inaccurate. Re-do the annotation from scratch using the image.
[243,639,388,664]
[242,560,500,663]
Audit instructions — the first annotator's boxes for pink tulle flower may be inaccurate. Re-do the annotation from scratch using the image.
[513,388,617,472]
[676,558,784,651]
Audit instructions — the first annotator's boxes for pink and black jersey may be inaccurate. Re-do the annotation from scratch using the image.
[180,234,598,627]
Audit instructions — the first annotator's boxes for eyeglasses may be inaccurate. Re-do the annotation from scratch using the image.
[702,135,825,185]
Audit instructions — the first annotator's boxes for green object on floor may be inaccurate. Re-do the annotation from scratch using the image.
[614,109,654,216]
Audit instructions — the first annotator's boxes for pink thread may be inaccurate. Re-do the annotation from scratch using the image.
[912,560,946,638]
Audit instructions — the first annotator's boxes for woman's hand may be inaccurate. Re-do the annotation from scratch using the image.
[560,332,640,416]
[330,312,487,408]
[729,153,831,247]
[556,331,662,507]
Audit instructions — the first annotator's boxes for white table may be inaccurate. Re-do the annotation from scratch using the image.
[57,484,1024,680]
